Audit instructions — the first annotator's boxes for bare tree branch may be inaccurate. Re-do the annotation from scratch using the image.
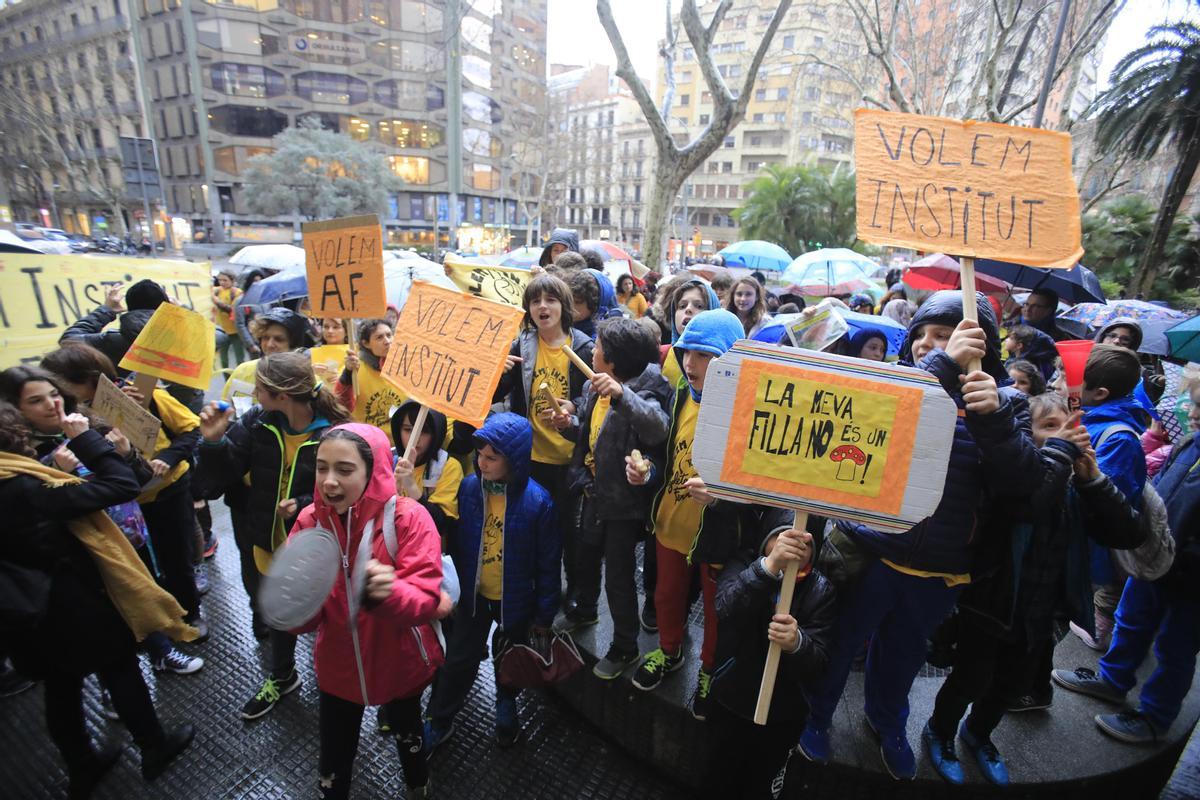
[596,0,674,151]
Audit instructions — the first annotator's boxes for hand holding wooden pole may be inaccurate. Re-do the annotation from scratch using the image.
[538,381,566,413]
[562,345,596,381]
[401,405,429,463]
[753,509,810,725]
[958,256,984,374]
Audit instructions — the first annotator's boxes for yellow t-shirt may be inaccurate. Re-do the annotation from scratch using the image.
[138,388,200,505]
[584,395,611,475]
[618,292,648,319]
[479,491,505,600]
[529,343,573,465]
[310,344,349,382]
[662,347,683,390]
[402,455,464,521]
[653,394,702,555]
[351,363,406,444]
[213,286,241,334]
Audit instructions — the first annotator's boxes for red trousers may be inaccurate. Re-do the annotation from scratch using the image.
[654,540,719,671]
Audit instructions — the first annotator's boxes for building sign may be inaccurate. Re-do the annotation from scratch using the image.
[291,35,366,62]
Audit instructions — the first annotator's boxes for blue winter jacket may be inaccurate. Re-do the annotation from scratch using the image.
[1155,431,1200,593]
[573,269,623,338]
[839,290,1041,576]
[1082,395,1149,586]
[452,412,561,630]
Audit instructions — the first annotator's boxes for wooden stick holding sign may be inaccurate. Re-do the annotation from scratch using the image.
[958,257,984,374]
[692,342,958,725]
[562,345,596,381]
[401,405,429,463]
[754,508,808,724]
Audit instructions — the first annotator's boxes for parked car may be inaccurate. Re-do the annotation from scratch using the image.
[14,228,72,255]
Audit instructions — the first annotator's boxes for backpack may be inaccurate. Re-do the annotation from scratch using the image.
[376,495,459,647]
[1096,424,1176,581]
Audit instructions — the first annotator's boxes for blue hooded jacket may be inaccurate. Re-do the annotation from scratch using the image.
[453,412,561,630]
[538,228,580,267]
[573,269,623,338]
[1082,394,1149,585]
[667,278,721,343]
[1154,431,1200,587]
[1016,327,1059,382]
[839,290,1041,576]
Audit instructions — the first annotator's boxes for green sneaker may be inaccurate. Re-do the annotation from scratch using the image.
[241,670,300,720]
[631,647,684,691]
[691,668,713,720]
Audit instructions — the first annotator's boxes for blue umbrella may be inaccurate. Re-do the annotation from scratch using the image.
[717,240,792,271]
[973,259,1105,305]
[241,266,308,307]
[752,308,907,356]
[1165,315,1200,362]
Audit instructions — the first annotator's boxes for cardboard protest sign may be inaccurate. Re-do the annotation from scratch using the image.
[119,302,215,391]
[693,341,957,532]
[302,215,386,318]
[0,254,212,368]
[854,109,1082,268]
[443,257,530,307]
[90,373,162,455]
[381,281,523,427]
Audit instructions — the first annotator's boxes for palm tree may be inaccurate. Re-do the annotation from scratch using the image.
[735,163,858,255]
[1092,20,1200,295]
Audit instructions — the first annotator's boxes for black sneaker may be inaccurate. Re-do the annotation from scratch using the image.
[241,670,301,720]
[640,602,658,633]
[593,648,640,680]
[68,742,122,800]
[632,648,684,691]
[0,663,34,697]
[690,669,713,721]
[554,609,599,634]
[140,724,195,781]
[1006,691,1053,713]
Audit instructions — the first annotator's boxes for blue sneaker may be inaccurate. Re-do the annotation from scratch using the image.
[922,722,964,785]
[495,692,521,747]
[797,723,830,764]
[959,722,1009,785]
[1051,667,1125,704]
[1095,710,1164,744]
[422,718,454,756]
[866,717,915,780]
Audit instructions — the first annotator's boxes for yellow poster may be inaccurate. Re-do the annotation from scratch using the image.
[310,344,349,381]
[722,359,922,516]
[119,302,216,390]
[443,257,530,307]
[854,109,1082,268]
[0,254,212,368]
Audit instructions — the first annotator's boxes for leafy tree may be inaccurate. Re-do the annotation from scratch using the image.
[243,117,399,221]
[734,163,858,255]
[1091,19,1200,295]
[1083,193,1200,299]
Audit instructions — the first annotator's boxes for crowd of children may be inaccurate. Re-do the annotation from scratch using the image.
[0,238,1198,799]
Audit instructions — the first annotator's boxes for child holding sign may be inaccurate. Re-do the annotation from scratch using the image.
[797,291,1041,780]
[335,318,406,443]
[551,318,672,679]
[494,275,594,611]
[626,309,747,721]
[390,401,464,543]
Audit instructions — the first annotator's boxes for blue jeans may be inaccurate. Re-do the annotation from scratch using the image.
[1100,577,1200,729]
[807,559,962,739]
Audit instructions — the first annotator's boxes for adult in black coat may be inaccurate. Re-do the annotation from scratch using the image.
[704,508,836,799]
[0,405,193,795]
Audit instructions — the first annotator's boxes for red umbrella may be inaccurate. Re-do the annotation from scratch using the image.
[579,240,632,262]
[903,253,1010,293]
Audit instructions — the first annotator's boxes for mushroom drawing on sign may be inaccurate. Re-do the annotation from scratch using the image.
[831,445,867,482]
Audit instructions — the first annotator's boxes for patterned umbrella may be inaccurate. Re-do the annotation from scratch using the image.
[903,253,1010,293]
[579,240,632,262]
[781,248,876,296]
[499,245,541,269]
[1056,300,1189,339]
[717,240,792,271]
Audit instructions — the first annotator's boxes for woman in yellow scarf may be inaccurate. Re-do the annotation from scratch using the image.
[0,403,194,795]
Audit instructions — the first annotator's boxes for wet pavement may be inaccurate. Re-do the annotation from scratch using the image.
[0,502,687,799]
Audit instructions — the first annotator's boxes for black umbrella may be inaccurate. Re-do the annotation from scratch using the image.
[973,260,1106,305]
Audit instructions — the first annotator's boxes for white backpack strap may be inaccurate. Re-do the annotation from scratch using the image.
[1096,423,1138,449]
[382,495,398,560]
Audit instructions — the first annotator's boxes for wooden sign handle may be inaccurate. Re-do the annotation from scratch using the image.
[753,509,810,725]
[562,345,596,381]
[401,404,429,464]
[958,257,983,374]
[349,319,360,399]
[132,372,157,410]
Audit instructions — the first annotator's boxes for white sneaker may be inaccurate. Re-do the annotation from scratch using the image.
[153,647,204,675]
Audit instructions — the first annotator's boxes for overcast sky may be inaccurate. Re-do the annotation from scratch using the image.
[546,0,1200,93]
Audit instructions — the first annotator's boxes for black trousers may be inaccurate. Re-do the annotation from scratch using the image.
[141,480,199,619]
[702,700,804,800]
[317,690,426,799]
[45,652,163,769]
[574,518,642,656]
[425,596,522,727]
[268,628,297,679]
[228,504,260,616]
[530,461,574,604]
[930,621,1043,741]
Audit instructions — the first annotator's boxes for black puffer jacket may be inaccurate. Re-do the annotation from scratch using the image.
[0,430,143,678]
[711,507,836,723]
[562,363,672,522]
[839,291,1041,576]
[194,406,334,570]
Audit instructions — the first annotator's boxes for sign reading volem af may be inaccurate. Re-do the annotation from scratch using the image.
[380,281,523,428]
[693,341,957,531]
[854,109,1083,269]
[302,214,386,318]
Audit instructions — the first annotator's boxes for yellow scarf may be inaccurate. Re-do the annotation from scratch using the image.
[0,452,197,643]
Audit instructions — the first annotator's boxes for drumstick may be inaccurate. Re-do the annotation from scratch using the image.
[562,345,596,380]
[630,448,650,476]
[538,381,566,413]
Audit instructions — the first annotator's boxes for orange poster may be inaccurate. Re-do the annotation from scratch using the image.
[854,109,1083,269]
[302,214,386,318]
[381,281,523,427]
[118,302,215,390]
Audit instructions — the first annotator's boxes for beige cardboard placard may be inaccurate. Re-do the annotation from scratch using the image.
[90,373,162,456]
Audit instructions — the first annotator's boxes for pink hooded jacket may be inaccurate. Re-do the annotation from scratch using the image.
[290,423,444,705]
